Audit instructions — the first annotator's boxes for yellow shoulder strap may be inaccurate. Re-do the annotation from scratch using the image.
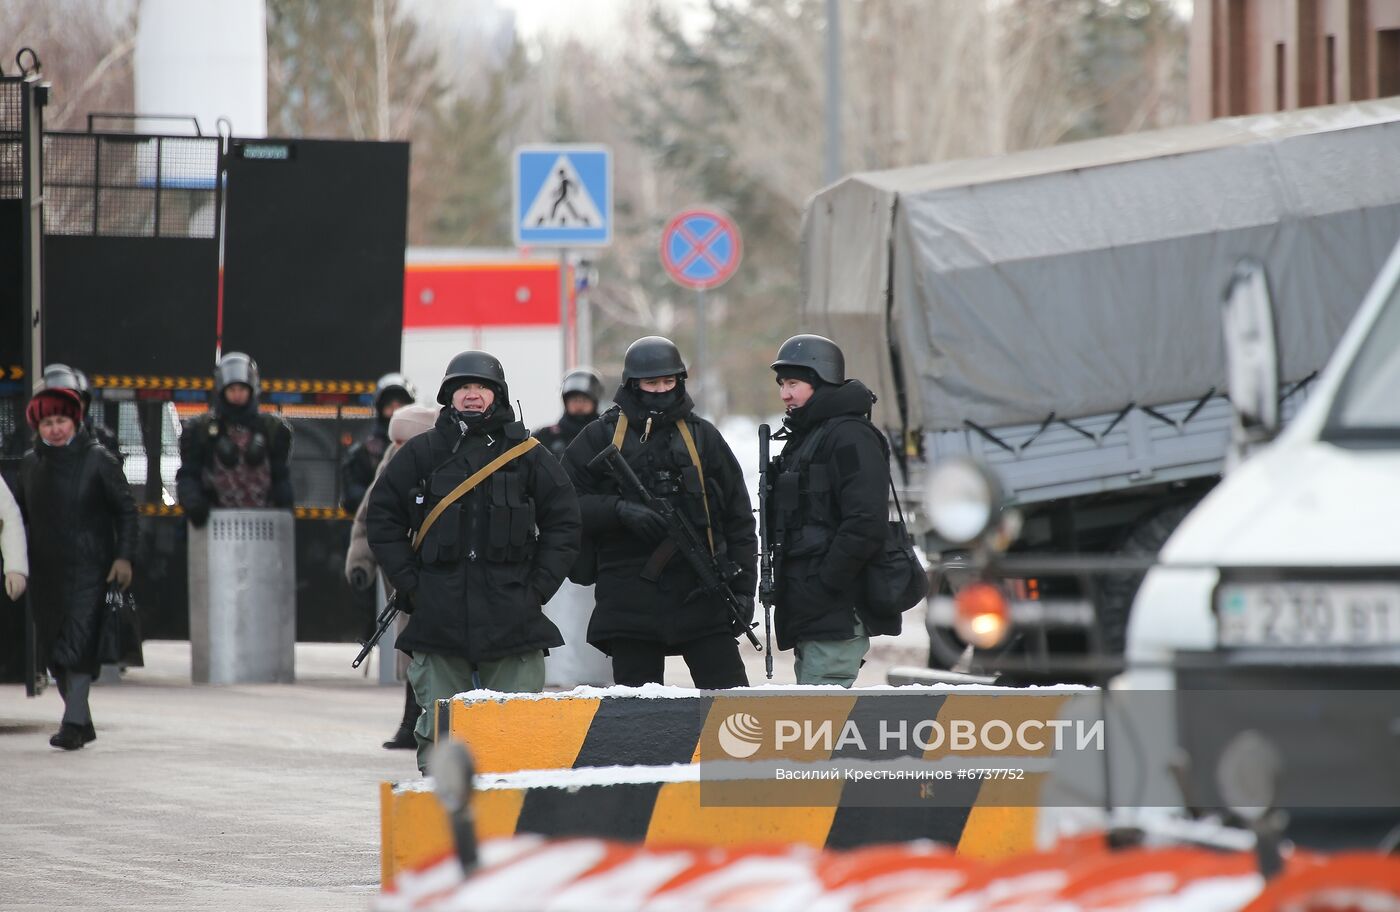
[676,420,715,555]
[611,413,628,449]
[412,436,541,551]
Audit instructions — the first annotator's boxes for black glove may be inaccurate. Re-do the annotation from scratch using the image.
[349,567,372,592]
[615,500,669,543]
[397,589,416,615]
[728,587,756,637]
[187,503,210,528]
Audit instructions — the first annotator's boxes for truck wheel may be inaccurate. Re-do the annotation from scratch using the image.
[1093,499,1201,655]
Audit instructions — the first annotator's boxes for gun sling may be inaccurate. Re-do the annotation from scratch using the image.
[411,437,541,551]
[612,414,715,581]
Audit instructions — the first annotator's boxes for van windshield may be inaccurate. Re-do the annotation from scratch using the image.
[1323,279,1400,444]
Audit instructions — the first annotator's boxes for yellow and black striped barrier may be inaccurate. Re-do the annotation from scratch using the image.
[380,687,1090,880]
[93,374,214,390]
[89,374,375,393]
[294,506,350,520]
[137,503,184,517]
[137,503,350,520]
[263,378,375,394]
[381,765,1040,882]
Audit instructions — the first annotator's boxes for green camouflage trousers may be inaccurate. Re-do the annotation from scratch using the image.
[793,616,869,687]
[407,650,545,771]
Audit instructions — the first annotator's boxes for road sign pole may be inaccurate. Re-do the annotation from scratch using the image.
[695,285,708,415]
[577,261,594,369]
[559,249,571,372]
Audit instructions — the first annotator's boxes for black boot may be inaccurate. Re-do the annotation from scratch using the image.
[82,722,97,744]
[49,723,86,751]
[382,723,416,750]
[383,681,419,750]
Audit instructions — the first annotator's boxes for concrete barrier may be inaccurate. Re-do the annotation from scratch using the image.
[381,684,1096,882]
[380,767,1038,883]
[437,684,1082,774]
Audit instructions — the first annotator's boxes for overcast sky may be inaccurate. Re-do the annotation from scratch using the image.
[495,0,632,42]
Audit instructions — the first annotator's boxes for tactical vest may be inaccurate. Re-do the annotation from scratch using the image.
[197,414,279,508]
[771,417,873,559]
[418,424,537,565]
[605,411,716,545]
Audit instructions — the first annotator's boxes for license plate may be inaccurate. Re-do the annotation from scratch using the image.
[1216,581,1400,647]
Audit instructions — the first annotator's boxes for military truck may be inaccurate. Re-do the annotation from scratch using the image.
[800,99,1400,670]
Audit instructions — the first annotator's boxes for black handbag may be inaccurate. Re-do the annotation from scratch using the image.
[97,586,144,667]
[862,479,930,617]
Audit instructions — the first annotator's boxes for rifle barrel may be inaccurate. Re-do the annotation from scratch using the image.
[595,443,762,652]
[352,595,400,669]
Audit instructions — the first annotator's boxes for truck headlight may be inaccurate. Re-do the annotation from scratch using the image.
[954,581,1011,649]
[925,459,1002,545]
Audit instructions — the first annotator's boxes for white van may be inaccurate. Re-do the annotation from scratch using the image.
[1125,240,1400,687]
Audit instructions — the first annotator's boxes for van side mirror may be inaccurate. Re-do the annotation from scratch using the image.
[1222,260,1280,465]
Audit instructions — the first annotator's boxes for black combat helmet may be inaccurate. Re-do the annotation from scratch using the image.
[71,368,93,409]
[214,352,261,398]
[374,372,418,412]
[771,334,845,386]
[41,363,84,395]
[621,336,687,383]
[560,368,604,404]
[438,351,509,406]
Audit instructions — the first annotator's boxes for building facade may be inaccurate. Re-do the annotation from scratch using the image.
[1191,0,1400,119]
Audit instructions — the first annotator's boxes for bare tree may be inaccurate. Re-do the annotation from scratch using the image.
[0,0,136,131]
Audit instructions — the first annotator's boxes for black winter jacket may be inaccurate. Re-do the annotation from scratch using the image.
[366,405,580,663]
[342,420,390,512]
[563,387,756,651]
[17,431,138,676]
[534,411,595,460]
[769,380,894,650]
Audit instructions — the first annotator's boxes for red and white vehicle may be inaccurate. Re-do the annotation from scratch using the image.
[401,248,575,425]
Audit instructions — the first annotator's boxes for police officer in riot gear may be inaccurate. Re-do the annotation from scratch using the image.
[175,352,294,527]
[534,368,605,459]
[40,364,121,461]
[563,336,755,688]
[367,351,580,772]
[342,372,417,512]
[766,334,893,687]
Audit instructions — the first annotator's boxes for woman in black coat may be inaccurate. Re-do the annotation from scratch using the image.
[16,388,137,751]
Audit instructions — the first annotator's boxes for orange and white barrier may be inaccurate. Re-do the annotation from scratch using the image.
[375,835,1400,912]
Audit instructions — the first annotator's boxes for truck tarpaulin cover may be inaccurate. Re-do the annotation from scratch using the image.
[801,99,1400,433]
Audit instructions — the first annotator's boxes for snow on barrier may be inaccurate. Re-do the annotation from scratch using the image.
[375,834,1400,912]
[380,766,1039,882]
[383,684,1102,881]
[435,683,1082,775]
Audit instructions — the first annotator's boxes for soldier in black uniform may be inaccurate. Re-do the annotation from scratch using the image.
[562,336,755,688]
[40,364,122,461]
[366,351,580,771]
[534,368,604,459]
[175,353,294,527]
[766,334,893,687]
[342,372,417,513]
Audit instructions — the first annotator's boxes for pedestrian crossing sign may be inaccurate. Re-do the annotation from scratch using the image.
[514,145,612,247]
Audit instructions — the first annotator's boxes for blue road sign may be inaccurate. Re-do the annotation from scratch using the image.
[661,208,743,290]
[514,145,612,247]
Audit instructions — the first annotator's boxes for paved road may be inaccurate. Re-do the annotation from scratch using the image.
[0,643,411,912]
[0,617,927,910]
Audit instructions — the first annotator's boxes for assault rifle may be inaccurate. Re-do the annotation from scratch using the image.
[352,593,400,669]
[757,424,778,680]
[590,444,763,653]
